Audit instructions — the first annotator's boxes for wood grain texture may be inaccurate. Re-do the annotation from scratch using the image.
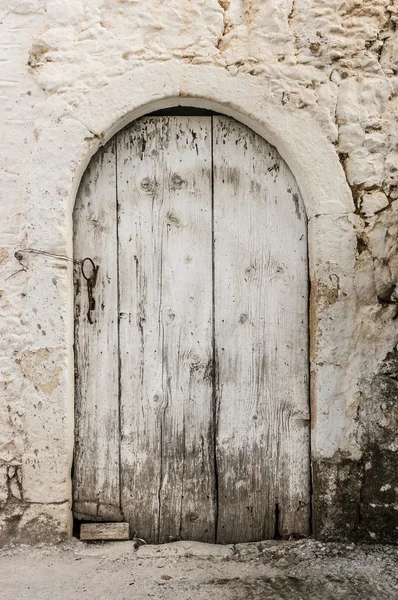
[73,141,122,522]
[213,116,310,543]
[74,115,310,544]
[117,117,216,543]
[80,522,129,541]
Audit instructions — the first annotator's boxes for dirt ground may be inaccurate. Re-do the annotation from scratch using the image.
[1,538,398,600]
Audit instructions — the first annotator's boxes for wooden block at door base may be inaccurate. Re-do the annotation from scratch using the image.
[80,522,130,541]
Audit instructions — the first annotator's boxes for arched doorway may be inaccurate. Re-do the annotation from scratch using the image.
[73,110,310,544]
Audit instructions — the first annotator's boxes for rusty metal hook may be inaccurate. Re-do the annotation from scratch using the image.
[81,258,99,325]
[81,257,98,285]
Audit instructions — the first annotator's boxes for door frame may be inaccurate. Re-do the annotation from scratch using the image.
[23,62,356,542]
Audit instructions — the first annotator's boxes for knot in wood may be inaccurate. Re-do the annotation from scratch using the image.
[140,177,157,194]
[171,173,185,189]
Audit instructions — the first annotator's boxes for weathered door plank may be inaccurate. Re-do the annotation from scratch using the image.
[117,117,216,543]
[80,522,130,541]
[73,141,121,522]
[74,115,310,544]
[212,116,310,543]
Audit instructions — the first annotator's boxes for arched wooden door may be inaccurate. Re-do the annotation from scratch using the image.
[73,114,310,544]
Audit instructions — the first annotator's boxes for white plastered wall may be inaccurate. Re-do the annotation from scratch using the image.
[1,0,398,543]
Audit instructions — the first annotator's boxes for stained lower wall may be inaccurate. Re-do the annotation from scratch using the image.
[1,0,398,545]
[314,346,398,542]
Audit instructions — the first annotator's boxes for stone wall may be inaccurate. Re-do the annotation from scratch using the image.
[0,0,397,544]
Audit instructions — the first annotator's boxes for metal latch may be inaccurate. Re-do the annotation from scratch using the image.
[81,257,99,325]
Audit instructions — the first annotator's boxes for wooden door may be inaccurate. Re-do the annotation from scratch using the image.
[73,115,310,544]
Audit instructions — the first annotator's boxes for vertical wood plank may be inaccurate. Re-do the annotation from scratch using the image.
[213,116,310,543]
[117,117,216,543]
[73,141,121,522]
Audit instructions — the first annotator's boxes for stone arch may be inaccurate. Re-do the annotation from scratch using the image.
[25,61,357,538]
